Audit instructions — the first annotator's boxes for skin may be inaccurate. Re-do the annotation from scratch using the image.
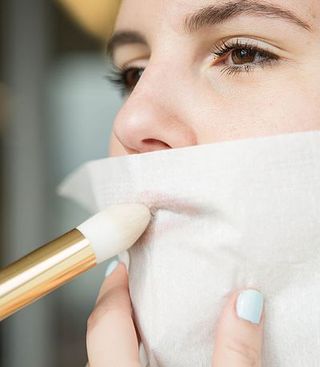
[87,0,320,365]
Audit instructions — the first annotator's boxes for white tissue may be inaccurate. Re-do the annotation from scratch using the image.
[58,130,320,367]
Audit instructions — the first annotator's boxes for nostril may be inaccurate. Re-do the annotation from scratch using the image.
[141,138,171,151]
[142,138,170,146]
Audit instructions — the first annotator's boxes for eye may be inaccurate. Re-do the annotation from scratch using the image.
[122,67,144,90]
[211,38,280,75]
[106,66,145,96]
[230,48,265,64]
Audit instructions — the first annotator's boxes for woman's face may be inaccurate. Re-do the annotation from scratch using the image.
[107,0,320,156]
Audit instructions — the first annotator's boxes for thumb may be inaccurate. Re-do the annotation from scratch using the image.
[212,289,265,367]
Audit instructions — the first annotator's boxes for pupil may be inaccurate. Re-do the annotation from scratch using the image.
[232,48,256,64]
[125,68,143,89]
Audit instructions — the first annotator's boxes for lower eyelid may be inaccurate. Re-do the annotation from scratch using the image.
[218,57,280,77]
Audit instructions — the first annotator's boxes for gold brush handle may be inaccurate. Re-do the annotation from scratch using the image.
[0,229,96,321]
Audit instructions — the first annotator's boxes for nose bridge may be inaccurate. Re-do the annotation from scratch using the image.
[135,53,178,99]
[112,54,197,153]
[118,57,172,118]
[136,25,194,96]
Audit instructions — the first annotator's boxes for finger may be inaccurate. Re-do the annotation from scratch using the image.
[86,259,141,367]
[139,341,149,367]
[212,288,264,367]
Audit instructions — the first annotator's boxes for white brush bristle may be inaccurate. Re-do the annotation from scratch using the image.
[77,203,151,264]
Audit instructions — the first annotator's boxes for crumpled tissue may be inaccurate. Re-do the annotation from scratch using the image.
[58,130,320,367]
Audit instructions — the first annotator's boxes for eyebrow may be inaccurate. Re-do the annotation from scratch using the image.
[106,0,311,61]
[184,0,311,33]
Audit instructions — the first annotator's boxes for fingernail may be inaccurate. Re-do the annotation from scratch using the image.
[105,259,120,277]
[236,289,264,324]
[139,342,149,367]
[118,250,130,272]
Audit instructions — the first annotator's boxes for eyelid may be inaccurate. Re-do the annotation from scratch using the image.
[210,36,280,58]
[218,34,287,51]
[112,51,150,70]
[120,58,148,71]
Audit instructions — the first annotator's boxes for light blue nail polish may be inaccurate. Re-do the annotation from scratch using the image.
[118,250,130,272]
[105,259,119,277]
[236,289,264,324]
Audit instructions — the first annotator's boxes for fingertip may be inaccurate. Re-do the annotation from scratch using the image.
[118,250,130,272]
[105,259,120,277]
[236,289,264,325]
[139,342,149,367]
[220,288,265,325]
[96,258,129,304]
[212,288,265,366]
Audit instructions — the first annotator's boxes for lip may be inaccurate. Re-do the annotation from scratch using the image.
[139,190,202,216]
[132,190,202,243]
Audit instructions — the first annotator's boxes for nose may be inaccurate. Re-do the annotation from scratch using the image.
[112,68,197,154]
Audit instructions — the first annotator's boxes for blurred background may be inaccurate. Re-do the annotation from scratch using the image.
[0,1,123,366]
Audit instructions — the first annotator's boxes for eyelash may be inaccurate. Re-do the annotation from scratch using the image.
[105,66,139,97]
[105,38,280,95]
[211,38,280,76]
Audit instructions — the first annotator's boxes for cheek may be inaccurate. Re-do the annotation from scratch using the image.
[239,78,320,135]
[194,75,320,144]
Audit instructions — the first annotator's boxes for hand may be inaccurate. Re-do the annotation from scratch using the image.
[86,259,264,367]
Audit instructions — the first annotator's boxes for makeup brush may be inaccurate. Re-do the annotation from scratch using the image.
[0,203,151,321]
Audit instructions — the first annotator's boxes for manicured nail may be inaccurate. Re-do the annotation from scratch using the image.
[118,250,130,272]
[139,342,149,367]
[105,259,119,277]
[236,289,264,324]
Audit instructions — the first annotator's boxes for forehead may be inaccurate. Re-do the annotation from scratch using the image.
[114,0,318,34]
